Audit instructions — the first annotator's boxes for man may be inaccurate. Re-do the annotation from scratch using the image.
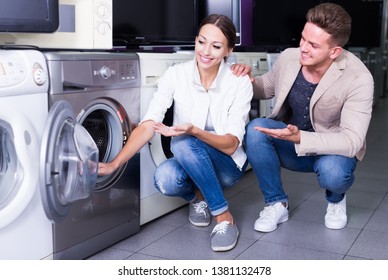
[233,3,374,232]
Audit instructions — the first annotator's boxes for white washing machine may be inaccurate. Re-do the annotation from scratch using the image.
[138,52,194,225]
[0,49,53,259]
[231,52,271,117]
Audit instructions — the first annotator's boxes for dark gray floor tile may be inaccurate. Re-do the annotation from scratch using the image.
[346,206,375,229]
[260,219,361,255]
[351,176,388,194]
[306,188,383,210]
[346,189,384,209]
[111,222,179,252]
[355,162,388,182]
[364,207,388,233]
[281,169,317,184]
[343,255,371,260]
[139,227,256,260]
[152,205,190,227]
[348,230,388,259]
[228,191,266,214]
[236,240,343,260]
[87,248,134,260]
[291,198,374,229]
[227,209,265,240]
[283,180,320,201]
[376,195,388,211]
[126,253,166,260]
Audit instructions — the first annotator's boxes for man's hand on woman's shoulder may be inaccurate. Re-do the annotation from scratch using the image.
[230,64,254,82]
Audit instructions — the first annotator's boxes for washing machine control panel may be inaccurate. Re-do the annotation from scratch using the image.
[45,52,141,93]
[98,65,113,79]
[0,50,48,94]
[0,55,26,87]
[91,60,140,87]
[32,62,48,86]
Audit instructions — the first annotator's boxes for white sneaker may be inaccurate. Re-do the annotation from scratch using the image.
[254,202,289,232]
[325,196,347,230]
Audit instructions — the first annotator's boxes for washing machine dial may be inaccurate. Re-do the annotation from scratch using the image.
[32,62,47,86]
[99,66,112,79]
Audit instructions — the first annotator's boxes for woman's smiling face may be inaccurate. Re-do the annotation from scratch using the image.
[195,23,232,71]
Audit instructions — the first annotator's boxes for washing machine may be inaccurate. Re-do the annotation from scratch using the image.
[42,51,141,259]
[0,49,53,259]
[230,52,271,118]
[137,52,194,225]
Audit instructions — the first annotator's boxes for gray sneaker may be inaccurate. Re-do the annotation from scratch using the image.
[210,221,239,252]
[189,201,211,226]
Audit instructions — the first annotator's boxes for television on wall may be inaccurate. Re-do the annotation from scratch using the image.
[113,0,199,48]
[252,0,384,50]
[0,0,59,33]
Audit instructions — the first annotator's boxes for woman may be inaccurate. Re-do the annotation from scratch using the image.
[98,14,253,252]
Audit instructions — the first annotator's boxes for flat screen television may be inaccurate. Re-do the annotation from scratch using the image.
[253,0,384,50]
[0,0,59,33]
[253,0,321,50]
[113,0,199,48]
[198,0,241,46]
[335,0,383,48]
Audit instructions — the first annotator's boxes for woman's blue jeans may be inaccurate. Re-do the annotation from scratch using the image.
[154,135,247,216]
[244,118,357,204]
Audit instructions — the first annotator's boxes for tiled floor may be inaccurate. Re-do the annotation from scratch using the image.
[89,96,388,260]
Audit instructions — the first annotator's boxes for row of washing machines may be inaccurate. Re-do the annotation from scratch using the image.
[0,49,141,260]
[0,49,274,260]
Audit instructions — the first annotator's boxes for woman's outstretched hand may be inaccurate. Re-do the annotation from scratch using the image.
[153,122,193,137]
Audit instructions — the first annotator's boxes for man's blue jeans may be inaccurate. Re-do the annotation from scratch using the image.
[154,135,247,216]
[244,118,357,204]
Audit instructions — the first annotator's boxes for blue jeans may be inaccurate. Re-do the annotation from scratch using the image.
[154,135,247,216]
[244,118,357,204]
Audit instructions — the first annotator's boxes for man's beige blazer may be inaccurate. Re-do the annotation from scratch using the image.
[252,47,374,160]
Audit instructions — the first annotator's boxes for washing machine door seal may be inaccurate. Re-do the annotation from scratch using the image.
[40,100,99,223]
[76,98,131,191]
[0,104,39,229]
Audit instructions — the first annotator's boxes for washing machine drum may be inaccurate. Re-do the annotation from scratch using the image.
[76,98,132,191]
[81,110,109,163]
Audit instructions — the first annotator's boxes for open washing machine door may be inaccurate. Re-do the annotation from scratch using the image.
[0,105,39,229]
[40,100,99,223]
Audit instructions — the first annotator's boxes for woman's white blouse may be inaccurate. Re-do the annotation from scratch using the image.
[142,58,253,169]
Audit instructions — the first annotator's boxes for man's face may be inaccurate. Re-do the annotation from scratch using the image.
[299,22,337,68]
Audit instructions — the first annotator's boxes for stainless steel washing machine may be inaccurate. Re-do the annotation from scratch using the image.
[42,51,141,259]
